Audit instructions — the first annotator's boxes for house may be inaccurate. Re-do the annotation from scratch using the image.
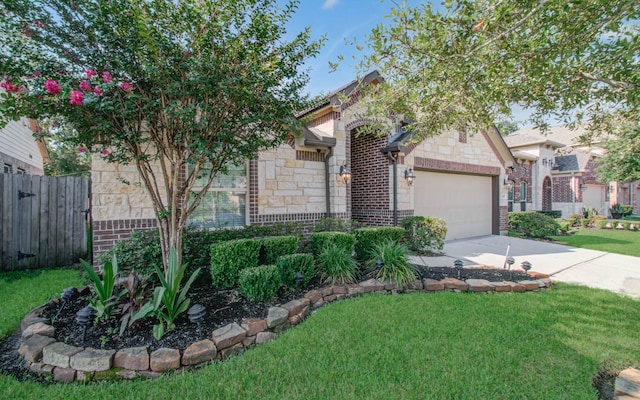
[91,71,515,255]
[504,125,638,217]
[0,116,49,176]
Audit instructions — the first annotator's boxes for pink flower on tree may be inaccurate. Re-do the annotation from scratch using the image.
[120,82,133,92]
[44,79,61,95]
[79,80,92,91]
[93,87,103,97]
[101,149,110,157]
[86,69,98,79]
[69,90,84,105]
[101,71,112,83]
[1,79,21,94]
[34,20,44,28]
[78,147,87,153]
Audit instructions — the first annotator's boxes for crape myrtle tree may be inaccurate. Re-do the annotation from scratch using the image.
[341,0,639,179]
[0,0,323,271]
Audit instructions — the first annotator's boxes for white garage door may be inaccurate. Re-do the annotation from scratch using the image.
[413,171,493,240]
[582,184,606,215]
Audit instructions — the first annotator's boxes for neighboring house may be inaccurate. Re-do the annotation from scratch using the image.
[0,116,49,176]
[504,125,638,217]
[91,71,515,255]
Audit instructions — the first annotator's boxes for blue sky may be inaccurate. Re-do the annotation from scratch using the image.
[282,0,537,127]
[283,0,426,97]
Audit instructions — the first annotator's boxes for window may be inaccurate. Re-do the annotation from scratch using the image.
[188,163,247,229]
[16,168,25,174]
[507,184,514,212]
[520,182,527,211]
[3,163,11,174]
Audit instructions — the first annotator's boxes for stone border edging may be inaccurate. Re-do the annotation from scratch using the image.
[17,272,553,383]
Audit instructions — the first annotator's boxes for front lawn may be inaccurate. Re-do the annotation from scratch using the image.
[552,228,640,257]
[2,269,640,399]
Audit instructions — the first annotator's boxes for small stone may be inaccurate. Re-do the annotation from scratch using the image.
[615,368,640,397]
[18,334,56,363]
[182,340,216,366]
[423,279,445,291]
[289,315,301,325]
[281,298,310,317]
[519,280,541,291]
[76,370,94,382]
[273,320,291,333]
[405,279,424,291]
[113,346,149,371]
[359,278,385,293]
[255,332,277,344]
[42,342,83,368]
[384,281,399,291]
[312,299,324,309]
[70,348,115,372]
[303,289,323,303]
[347,284,364,296]
[20,316,49,332]
[22,322,55,339]
[243,336,256,347]
[150,348,181,372]
[322,287,334,296]
[540,278,553,288]
[528,271,550,279]
[466,279,495,292]
[241,318,267,336]
[220,343,244,359]
[504,281,526,292]
[266,307,289,328]
[440,278,468,291]
[324,294,337,302]
[53,367,76,383]
[212,322,247,350]
[116,370,138,380]
[331,285,348,295]
[489,282,512,292]
[137,370,162,379]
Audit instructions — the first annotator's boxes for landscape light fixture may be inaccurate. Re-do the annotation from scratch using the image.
[404,168,416,186]
[188,304,206,338]
[339,161,351,183]
[76,305,96,344]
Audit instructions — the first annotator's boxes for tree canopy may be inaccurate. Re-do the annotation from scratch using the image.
[346,0,638,164]
[0,0,323,268]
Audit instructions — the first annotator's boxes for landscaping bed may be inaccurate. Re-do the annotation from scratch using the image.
[1,265,551,384]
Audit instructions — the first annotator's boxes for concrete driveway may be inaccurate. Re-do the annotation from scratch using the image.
[410,235,640,298]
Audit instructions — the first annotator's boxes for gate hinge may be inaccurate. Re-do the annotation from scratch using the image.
[18,190,36,200]
[17,251,36,260]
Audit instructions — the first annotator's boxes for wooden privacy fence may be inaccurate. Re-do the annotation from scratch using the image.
[0,174,90,270]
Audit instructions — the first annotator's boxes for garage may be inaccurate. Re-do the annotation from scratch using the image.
[413,171,494,240]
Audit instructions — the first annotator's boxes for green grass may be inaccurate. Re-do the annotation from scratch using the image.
[552,228,640,257]
[2,268,640,399]
[0,268,84,340]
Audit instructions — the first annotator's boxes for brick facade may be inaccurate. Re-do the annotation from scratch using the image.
[92,218,157,256]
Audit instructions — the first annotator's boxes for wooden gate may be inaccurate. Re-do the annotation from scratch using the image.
[0,174,90,270]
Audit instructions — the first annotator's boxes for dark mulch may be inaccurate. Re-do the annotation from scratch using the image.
[1,265,557,386]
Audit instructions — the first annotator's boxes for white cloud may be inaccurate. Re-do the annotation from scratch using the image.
[322,0,339,10]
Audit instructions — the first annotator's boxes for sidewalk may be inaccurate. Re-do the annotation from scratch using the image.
[409,235,640,298]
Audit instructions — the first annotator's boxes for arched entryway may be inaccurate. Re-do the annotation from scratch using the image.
[542,176,552,211]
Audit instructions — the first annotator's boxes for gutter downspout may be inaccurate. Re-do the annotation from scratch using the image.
[390,152,398,226]
[324,147,333,218]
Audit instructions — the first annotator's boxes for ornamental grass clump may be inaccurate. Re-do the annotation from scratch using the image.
[316,244,358,285]
[367,240,416,286]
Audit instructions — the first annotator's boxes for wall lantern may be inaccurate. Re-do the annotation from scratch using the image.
[504,178,514,187]
[339,161,351,183]
[404,168,416,186]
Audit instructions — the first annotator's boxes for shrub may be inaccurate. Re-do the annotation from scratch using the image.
[97,229,162,280]
[354,227,405,261]
[557,219,571,234]
[536,210,562,218]
[309,232,355,255]
[622,205,634,216]
[259,236,299,265]
[568,214,583,227]
[580,218,592,228]
[400,216,447,253]
[210,238,261,288]
[312,218,365,233]
[238,265,281,302]
[316,243,358,285]
[508,211,561,239]
[595,219,610,229]
[277,253,315,288]
[367,240,416,285]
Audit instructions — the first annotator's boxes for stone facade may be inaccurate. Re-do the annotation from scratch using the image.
[90,73,514,255]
